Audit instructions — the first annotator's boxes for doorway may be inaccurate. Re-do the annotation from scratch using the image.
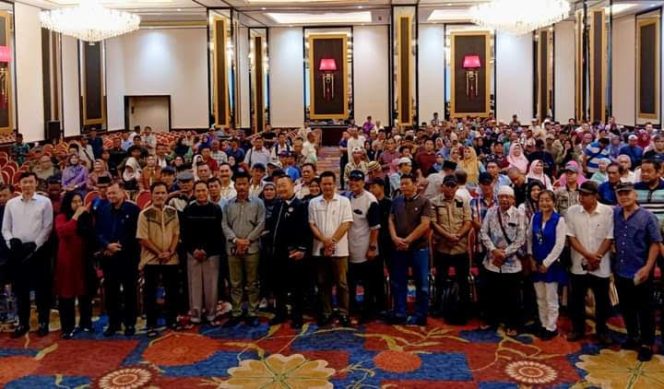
[124,95,171,131]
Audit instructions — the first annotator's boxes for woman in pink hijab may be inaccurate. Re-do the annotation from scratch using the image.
[507,143,529,174]
[637,129,651,149]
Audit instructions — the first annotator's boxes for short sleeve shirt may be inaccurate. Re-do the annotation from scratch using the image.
[565,203,614,277]
[308,194,354,257]
[390,194,433,249]
[346,190,381,263]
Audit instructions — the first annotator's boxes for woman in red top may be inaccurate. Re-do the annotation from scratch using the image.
[54,191,94,339]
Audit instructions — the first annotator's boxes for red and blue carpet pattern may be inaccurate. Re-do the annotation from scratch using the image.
[0,315,662,388]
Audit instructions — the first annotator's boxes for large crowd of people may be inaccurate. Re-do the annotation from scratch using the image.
[1,114,663,362]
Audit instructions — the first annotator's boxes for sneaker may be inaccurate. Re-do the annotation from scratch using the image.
[406,316,427,326]
[638,346,654,362]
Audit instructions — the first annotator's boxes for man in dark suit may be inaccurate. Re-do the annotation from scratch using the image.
[266,174,311,329]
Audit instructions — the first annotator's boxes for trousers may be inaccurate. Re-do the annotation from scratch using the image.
[187,253,220,321]
[533,281,559,331]
[228,252,260,317]
[316,256,349,317]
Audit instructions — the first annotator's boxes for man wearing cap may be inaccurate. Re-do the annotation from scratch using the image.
[479,185,527,335]
[555,162,581,218]
[613,181,662,361]
[389,157,413,197]
[346,127,366,161]
[168,171,195,212]
[388,173,433,325]
[91,175,112,214]
[308,171,354,327]
[583,137,611,176]
[345,170,382,322]
[344,147,369,188]
[565,180,614,344]
[430,174,472,323]
[620,134,644,168]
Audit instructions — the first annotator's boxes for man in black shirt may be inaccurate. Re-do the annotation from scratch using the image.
[369,178,392,315]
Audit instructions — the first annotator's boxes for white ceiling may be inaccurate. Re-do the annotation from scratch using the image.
[15,0,664,26]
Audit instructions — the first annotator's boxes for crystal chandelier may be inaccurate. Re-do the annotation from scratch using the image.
[470,0,571,35]
[40,0,141,43]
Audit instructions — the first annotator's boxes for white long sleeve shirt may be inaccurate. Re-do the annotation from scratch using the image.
[2,193,53,248]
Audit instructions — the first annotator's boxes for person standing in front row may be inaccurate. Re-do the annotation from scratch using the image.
[309,171,354,327]
[222,170,265,328]
[182,181,224,325]
[2,172,53,338]
[565,181,614,345]
[612,182,662,362]
[95,182,141,337]
[388,173,432,326]
[479,186,527,337]
[137,182,181,338]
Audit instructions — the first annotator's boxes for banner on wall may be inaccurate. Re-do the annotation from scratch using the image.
[308,34,348,120]
[450,32,491,118]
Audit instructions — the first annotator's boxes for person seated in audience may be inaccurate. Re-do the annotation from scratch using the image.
[87,159,112,191]
[173,136,193,163]
[141,155,162,190]
[121,157,142,198]
[160,166,178,193]
[225,138,246,165]
[11,133,30,165]
[120,131,133,151]
[249,163,266,199]
[62,154,88,194]
[210,140,228,166]
[130,137,149,163]
[108,138,127,176]
[34,155,60,189]
[77,136,95,169]
[198,145,219,173]
[155,143,170,168]
[142,126,157,154]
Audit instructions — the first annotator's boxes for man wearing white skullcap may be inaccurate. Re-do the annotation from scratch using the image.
[479,185,527,336]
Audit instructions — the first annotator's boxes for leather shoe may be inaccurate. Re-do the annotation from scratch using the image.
[11,325,29,339]
[269,315,286,326]
[638,346,654,362]
[61,329,75,340]
[37,323,49,337]
[245,317,260,327]
[124,326,136,336]
[566,331,585,342]
[317,315,332,327]
[103,326,120,337]
[223,316,242,328]
[338,315,351,327]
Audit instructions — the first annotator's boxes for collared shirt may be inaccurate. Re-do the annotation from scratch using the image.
[345,190,380,263]
[555,186,579,218]
[598,181,618,205]
[423,172,445,199]
[584,141,611,173]
[634,180,664,223]
[2,193,53,248]
[249,181,264,199]
[491,175,513,197]
[565,203,614,277]
[211,150,228,166]
[470,193,496,253]
[222,196,266,255]
[308,193,354,257]
[390,194,433,250]
[431,194,471,255]
[220,182,237,202]
[245,147,271,168]
[613,206,662,279]
[479,205,527,273]
[136,205,180,269]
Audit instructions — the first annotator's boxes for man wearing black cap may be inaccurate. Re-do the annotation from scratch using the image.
[430,174,472,323]
[565,181,614,344]
[345,170,381,322]
[613,181,662,361]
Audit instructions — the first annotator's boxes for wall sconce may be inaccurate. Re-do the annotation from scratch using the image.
[462,54,481,99]
[319,58,337,101]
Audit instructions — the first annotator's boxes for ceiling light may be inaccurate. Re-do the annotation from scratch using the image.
[267,11,371,24]
[470,0,570,35]
[605,3,636,14]
[40,0,140,42]
[428,8,471,22]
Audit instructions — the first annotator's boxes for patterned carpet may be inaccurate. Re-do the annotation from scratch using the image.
[0,313,662,388]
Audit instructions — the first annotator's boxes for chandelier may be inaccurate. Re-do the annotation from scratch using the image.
[40,0,141,43]
[470,0,570,35]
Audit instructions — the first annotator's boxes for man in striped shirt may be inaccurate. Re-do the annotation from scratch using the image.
[634,159,664,223]
[583,137,610,176]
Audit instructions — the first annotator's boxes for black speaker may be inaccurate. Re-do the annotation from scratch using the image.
[46,121,61,141]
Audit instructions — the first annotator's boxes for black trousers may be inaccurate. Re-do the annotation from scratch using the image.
[58,296,92,332]
[484,270,522,329]
[143,265,179,328]
[615,275,655,345]
[434,252,470,321]
[13,248,51,327]
[569,273,611,335]
[103,256,138,328]
[176,247,189,315]
[348,258,385,317]
[271,255,307,321]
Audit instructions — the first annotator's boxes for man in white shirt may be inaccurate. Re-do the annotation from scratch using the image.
[345,170,381,322]
[565,181,614,345]
[2,172,53,338]
[244,136,271,169]
[346,127,366,161]
[218,163,237,201]
[309,171,353,327]
[270,131,292,163]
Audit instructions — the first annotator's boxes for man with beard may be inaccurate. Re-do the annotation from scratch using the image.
[266,175,310,329]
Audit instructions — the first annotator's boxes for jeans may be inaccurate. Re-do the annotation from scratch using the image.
[390,247,430,320]
[228,252,260,318]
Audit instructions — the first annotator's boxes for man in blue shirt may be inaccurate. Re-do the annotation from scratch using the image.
[619,134,644,167]
[95,182,141,337]
[613,182,662,362]
[598,163,620,205]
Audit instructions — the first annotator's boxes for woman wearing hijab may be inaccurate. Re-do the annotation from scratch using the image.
[507,143,529,174]
[259,181,278,309]
[463,146,485,184]
[122,157,142,198]
[87,159,112,191]
[518,179,544,221]
[554,160,587,188]
[62,154,89,194]
[526,160,553,189]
